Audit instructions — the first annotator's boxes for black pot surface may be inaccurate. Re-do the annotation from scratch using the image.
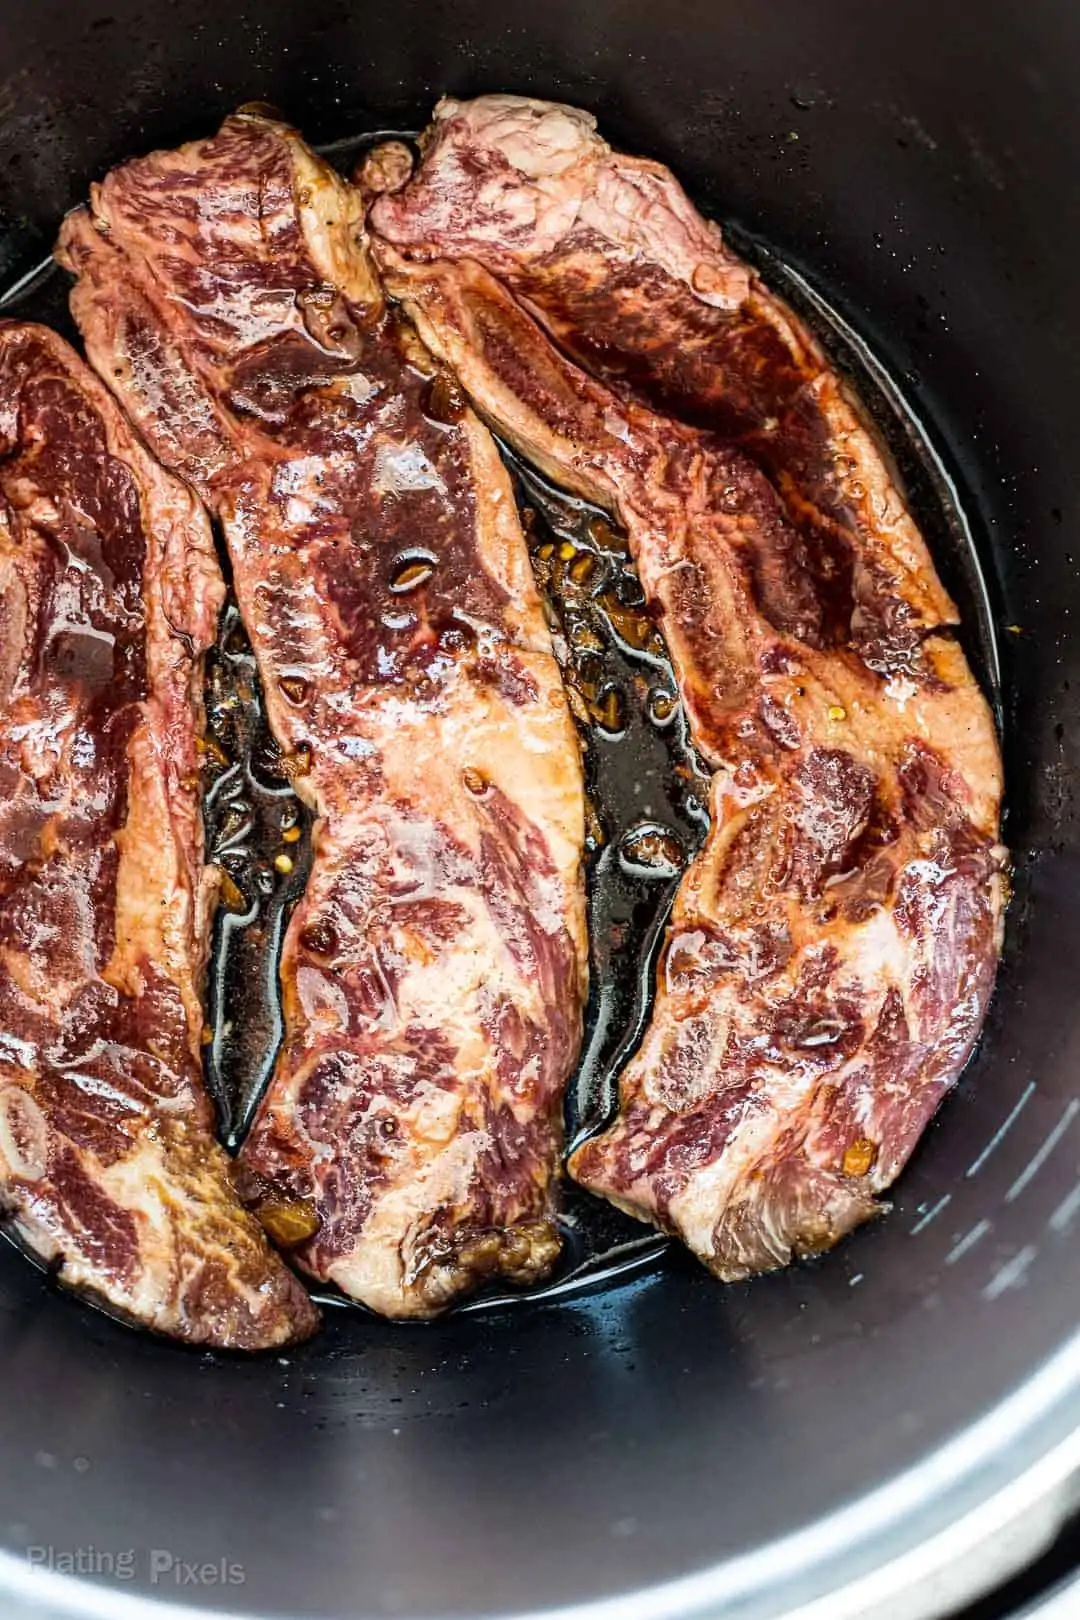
[1,2,1079,1617]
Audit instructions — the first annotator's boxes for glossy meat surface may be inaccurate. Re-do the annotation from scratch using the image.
[372,104,1006,1279]
[372,95,958,678]
[0,321,317,1346]
[59,114,587,1317]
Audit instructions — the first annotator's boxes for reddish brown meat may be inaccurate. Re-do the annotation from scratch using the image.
[372,96,959,678]
[58,113,587,1318]
[0,321,317,1346]
[371,101,1006,1280]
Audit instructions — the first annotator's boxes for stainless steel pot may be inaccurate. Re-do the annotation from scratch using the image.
[1,2,1079,1616]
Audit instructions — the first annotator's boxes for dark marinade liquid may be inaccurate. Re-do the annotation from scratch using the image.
[0,130,999,1315]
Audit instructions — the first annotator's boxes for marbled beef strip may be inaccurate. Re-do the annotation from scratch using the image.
[58,113,587,1318]
[371,114,1005,1279]
[371,95,962,675]
[0,321,317,1346]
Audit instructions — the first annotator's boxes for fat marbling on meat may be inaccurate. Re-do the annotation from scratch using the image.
[0,321,317,1346]
[371,98,1006,1280]
[58,112,587,1318]
[372,95,960,675]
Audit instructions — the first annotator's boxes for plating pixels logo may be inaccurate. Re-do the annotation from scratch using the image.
[26,1545,247,1586]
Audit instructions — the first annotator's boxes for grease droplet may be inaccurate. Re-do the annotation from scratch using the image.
[390,553,437,594]
[591,685,626,736]
[619,822,686,876]
[279,675,310,706]
[647,687,677,726]
[219,871,246,912]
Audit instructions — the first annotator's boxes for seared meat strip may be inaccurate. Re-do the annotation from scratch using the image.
[372,95,959,676]
[58,113,587,1318]
[372,166,1005,1278]
[0,322,317,1347]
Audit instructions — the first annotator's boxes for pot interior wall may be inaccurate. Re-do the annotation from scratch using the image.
[2,2,1080,1617]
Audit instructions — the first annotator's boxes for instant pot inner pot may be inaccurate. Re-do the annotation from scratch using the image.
[2,2,1080,1618]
